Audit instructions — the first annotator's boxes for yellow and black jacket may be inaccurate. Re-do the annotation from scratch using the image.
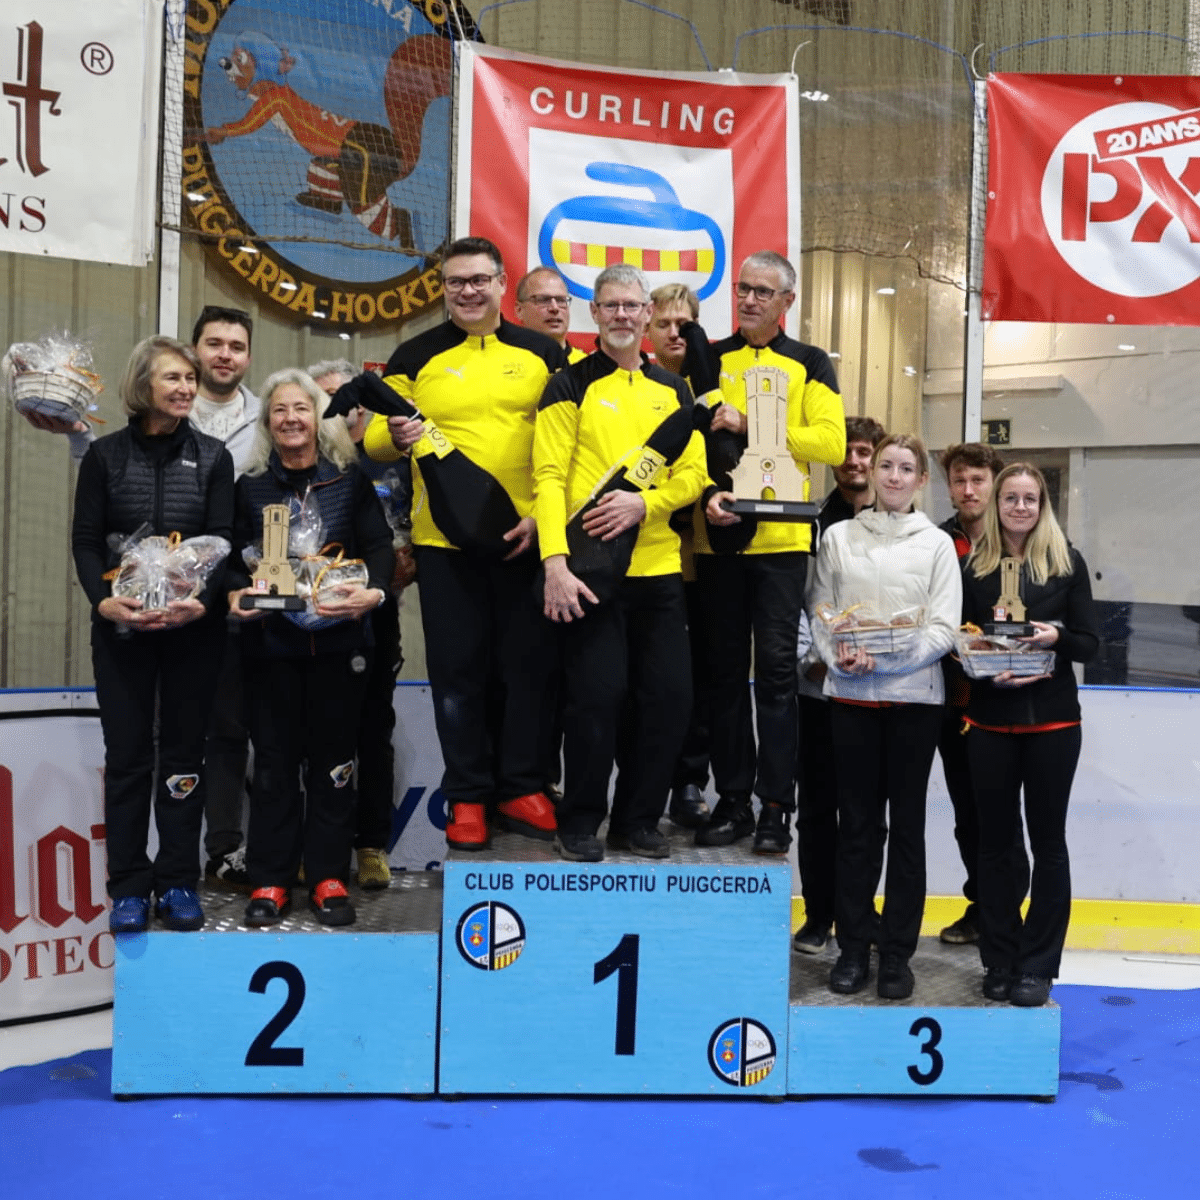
[363,317,566,550]
[534,351,707,579]
[694,328,845,555]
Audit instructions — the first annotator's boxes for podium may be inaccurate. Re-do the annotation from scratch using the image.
[109,833,1060,1098]
[111,874,441,1095]
[787,938,1060,1096]
[438,834,791,1095]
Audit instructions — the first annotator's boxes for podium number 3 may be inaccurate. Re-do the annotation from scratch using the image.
[245,961,306,1067]
[907,1016,944,1085]
[593,934,640,1056]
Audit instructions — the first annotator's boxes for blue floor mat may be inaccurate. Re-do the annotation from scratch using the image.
[4,983,1198,1200]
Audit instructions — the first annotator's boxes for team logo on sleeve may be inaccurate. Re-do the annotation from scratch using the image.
[329,760,355,789]
[165,774,200,800]
[707,1017,777,1087]
[455,901,526,971]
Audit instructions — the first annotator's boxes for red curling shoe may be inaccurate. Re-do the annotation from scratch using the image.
[446,802,489,851]
[495,792,557,841]
[308,878,356,927]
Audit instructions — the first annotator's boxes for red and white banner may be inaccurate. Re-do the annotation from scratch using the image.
[454,44,799,343]
[0,707,110,1025]
[0,1,161,266]
[985,73,1200,325]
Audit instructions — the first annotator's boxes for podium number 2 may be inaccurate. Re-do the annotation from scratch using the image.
[245,961,306,1067]
[907,1016,944,1085]
[593,934,640,1056]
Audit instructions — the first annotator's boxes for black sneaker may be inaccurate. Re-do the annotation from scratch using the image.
[1009,974,1052,1007]
[752,802,791,855]
[791,919,831,955]
[694,794,755,847]
[829,952,870,994]
[205,846,250,891]
[939,906,979,945]
[982,966,1013,1001]
[877,952,915,1000]
[613,827,670,859]
[555,831,604,862]
[667,784,710,830]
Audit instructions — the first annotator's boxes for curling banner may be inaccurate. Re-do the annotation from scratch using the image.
[454,44,799,344]
[984,73,1200,325]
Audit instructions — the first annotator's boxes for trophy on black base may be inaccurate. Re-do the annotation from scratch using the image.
[723,365,819,524]
[984,557,1035,638]
[239,504,305,611]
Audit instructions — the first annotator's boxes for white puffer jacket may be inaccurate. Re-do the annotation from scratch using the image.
[808,508,961,704]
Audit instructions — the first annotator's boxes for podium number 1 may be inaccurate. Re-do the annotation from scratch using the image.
[593,934,640,1056]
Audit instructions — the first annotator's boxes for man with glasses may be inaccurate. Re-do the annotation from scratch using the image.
[363,236,567,852]
[515,267,587,364]
[534,264,706,861]
[697,251,846,854]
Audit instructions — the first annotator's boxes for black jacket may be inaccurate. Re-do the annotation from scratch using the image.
[961,546,1100,726]
[229,452,394,658]
[72,418,234,614]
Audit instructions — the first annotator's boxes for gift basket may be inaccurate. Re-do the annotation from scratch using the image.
[3,331,103,423]
[953,624,1055,679]
[813,602,925,655]
[241,489,368,628]
[108,525,230,611]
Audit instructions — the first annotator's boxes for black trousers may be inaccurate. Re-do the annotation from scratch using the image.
[831,701,943,959]
[558,574,692,836]
[203,632,248,860]
[940,709,1030,910]
[244,650,371,888]
[671,578,712,791]
[92,616,225,899]
[795,694,887,929]
[968,724,1081,979]
[415,546,554,808]
[697,552,807,808]
[355,595,402,850]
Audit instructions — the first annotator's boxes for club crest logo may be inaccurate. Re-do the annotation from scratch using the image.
[180,0,479,329]
[707,1017,777,1087]
[329,760,354,789]
[165,773,200,800]
[455,901,526,971]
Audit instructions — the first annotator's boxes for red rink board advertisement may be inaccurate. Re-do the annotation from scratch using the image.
[985,73,1200,325]
[0,711,111,1024]
[454,44,799,342]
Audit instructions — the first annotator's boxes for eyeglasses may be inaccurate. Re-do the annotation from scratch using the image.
[595,300,647,315]
[735,282,789,302]
[523,293,571,309]
[443,273,498,293]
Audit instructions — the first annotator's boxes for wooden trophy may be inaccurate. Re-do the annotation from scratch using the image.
[984,557,1035,637]
[724,365,819,523]
[239,504,305,610]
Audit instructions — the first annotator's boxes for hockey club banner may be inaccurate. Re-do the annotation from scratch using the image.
[455,44,800,343]
[985,73,1200,325]
[0,1,161,266]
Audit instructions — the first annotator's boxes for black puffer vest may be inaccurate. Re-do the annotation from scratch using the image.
[93,418,226,554]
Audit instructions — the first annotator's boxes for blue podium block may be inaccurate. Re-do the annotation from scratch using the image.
[439,835,791,1095]
[111,875,440,1095]
[787,939,1060,1096]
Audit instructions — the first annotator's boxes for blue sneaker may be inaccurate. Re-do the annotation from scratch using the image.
[109,896,150,934]
[155,887,205,931]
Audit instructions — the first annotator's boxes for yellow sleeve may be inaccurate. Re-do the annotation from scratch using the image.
[642,429,707,523]
[533,397,580,561]
[361,373,415,463]
[787,377,846,469]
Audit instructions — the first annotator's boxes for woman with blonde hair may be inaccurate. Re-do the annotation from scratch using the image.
[963,463,1099,1007]
[809,433,961,999]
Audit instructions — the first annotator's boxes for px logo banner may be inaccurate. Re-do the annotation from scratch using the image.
[455,44,799,345]
[984,73,1200,325]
